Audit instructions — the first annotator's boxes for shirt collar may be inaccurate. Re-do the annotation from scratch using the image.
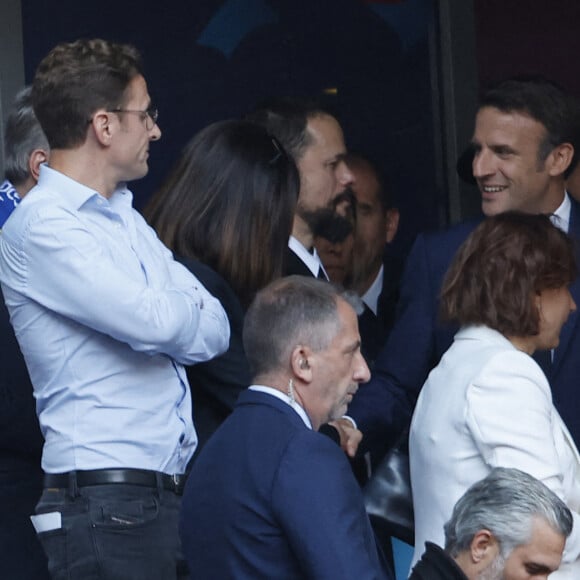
[552,192,571,233]
[249,384,313,429]
[288,235,326,278]
[37,164,132,211]
[362,264,384,315]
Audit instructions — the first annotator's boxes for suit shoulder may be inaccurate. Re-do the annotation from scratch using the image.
[480,347,545,376]
[468,347,549,399]
[420,216,483,246]
[283,428,349,469]
[405,217,483,277]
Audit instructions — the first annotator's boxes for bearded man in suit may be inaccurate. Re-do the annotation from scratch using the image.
[249,98,355,280]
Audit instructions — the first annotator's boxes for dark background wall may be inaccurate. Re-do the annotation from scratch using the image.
[7,0,580,253]
[474,0,580,96]
[21,0,440,256]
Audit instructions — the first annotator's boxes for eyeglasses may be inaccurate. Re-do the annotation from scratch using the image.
[107,107,159,130]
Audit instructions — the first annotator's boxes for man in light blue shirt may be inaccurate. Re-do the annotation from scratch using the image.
[0,39,229,580]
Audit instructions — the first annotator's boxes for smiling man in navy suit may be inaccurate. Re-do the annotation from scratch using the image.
[180,276,392,579]
[348,76,580,464]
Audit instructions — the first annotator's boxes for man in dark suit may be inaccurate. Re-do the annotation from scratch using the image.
[180,276,393,579]
[313,152,404,366]
[251,99,366,455]
[0,87,50,579]
[348,153,403,366]
[249,98,355,279]
[348,77,580,463]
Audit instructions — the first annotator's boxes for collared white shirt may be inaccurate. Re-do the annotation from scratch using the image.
[362,264,384,316]
[0,165,230,474]
[548,192,572,365]
[288,235,328,279]
[553,192,571,232]
[249,385,313,428]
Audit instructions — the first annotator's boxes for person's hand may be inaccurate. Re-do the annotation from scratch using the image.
[328,417,363,458]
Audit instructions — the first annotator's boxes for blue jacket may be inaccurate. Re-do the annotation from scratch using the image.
[350,199,580,461]
[180,389,392,579]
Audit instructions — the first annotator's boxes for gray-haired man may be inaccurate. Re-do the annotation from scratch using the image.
[410,467,573,580]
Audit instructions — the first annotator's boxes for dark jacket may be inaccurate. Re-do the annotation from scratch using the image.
[350,199,580,463]
[358,250,404,367]
[178,258,251,451]
[409,543,468,580]
[180,389,393,579]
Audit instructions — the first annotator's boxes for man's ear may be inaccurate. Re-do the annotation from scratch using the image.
[290,345,313,383]
[28,149,49,182]
[548,142,574,177]
[470,529,497,564]
[385,208,400,244]
[89,110,115,146]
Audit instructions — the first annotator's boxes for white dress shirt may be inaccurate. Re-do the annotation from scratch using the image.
[288,235,328,279]
[552,191,571,233]
[0,165,230,474]
[361,265,384,316]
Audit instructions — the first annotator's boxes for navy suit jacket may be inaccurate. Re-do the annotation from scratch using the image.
[180,389,391,579]
[358,250,404,367]
[284,246,316,277]
[350,198,580,461]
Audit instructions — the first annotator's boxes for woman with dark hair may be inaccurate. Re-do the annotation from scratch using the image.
[408,212,580,576]
[145,120,299,448]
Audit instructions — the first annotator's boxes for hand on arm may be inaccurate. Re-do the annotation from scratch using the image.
[21,210,229,363]
[328,416,363,458]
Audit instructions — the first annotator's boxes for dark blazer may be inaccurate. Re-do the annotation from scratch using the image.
[180,389,392,579]
[177,258,251,451]
[349,198,580,462]
[284,246,316,277]
[358,250,404,366]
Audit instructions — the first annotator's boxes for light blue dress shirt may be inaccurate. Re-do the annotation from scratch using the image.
[0,165,230,474]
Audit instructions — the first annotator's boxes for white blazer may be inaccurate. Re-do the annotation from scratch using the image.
[409,325,580,578]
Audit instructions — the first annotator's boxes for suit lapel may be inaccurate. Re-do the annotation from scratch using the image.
[237,388,310,429]
[283,247,316,278]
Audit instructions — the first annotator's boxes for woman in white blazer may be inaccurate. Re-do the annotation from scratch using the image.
[409,212,580,578]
